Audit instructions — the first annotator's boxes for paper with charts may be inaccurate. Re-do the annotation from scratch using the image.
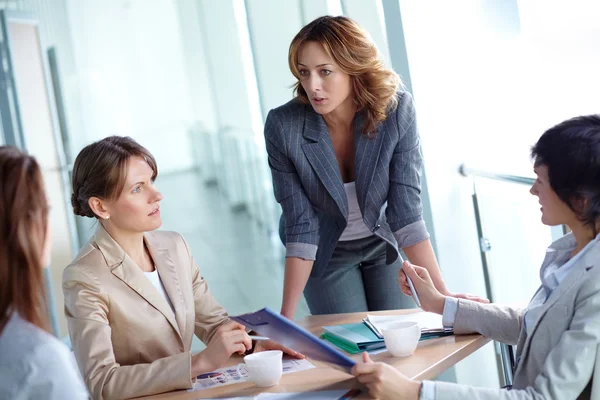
[198,389,360,399]
[189,359,315,392]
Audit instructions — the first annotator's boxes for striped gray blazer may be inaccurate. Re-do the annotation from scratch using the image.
[264,91,429,278]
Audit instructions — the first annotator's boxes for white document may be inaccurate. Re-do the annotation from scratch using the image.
[257,389,358,399]
[366,312,445,337]
[197,389,357,400]
[189,359,316,392]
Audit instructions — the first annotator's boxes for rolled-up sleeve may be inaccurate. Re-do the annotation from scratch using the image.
[393,220,430,248]
[264,110,319,260]
[387,91,429,247]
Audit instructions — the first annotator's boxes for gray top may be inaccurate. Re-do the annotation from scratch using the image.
[0,312,88,400]
[339,181,378,241]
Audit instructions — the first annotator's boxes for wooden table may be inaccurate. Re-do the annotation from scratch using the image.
[138,309,490,399]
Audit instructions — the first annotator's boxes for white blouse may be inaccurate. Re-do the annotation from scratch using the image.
[144,269,176,316]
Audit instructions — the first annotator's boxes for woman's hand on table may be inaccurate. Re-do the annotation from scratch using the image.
[254,339,305,359]
[352,353,421,400]
[399,261,489,307]
[446,291,490,304]
[400,261,489,313]
[399,261,447,314]
[192,321,252,375]
[399,260,489,308]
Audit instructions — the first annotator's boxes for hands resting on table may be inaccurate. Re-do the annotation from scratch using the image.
[399,261,490,309]
[199,262,486,398]
[191,321,304,377]
[353,261,488,399]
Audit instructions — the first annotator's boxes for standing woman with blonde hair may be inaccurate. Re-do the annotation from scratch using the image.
[266,16,486,318]
[0,146,87,399]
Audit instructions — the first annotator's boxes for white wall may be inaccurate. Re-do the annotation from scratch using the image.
[342,0,391,67]
[191,0,265,209]
[513,0,600,157]
[245,0,303,119]
[196,0,263,134]
[300,0,343,24]
[175,0,218,134]
[66,0,196,174]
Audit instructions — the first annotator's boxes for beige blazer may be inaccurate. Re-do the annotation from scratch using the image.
[433,236,600,399]
[63,225,229,400]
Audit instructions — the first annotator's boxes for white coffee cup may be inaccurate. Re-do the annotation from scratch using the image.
[382,321,421,357]
[237,350,283,387]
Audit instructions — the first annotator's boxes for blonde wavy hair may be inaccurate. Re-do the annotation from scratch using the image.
[288,16,401,136]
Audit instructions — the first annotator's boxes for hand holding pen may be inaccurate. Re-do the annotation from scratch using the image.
[399,261,445,313]
[397,257,422,307]
[400,261,490,314]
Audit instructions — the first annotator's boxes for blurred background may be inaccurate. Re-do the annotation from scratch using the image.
[0,0,598,389]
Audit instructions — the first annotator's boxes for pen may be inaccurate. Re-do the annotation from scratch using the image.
[362,318,383,339]
[248,335,270,341]
[406,274,421,307]
[399,254,421,308]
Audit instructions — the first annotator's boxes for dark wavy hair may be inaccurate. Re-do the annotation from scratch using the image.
[531,114,600,234]
[0,146,50,333]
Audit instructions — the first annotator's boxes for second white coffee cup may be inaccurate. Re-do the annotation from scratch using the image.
[382,321,421,357]
[237,350,283,387]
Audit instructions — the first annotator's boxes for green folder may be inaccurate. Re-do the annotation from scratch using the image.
[321,322,454,355]
[321,323,386,354]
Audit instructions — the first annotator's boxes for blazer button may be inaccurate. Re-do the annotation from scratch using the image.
[373,224,381,231]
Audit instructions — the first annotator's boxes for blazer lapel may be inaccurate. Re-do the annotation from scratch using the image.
[354,112,385,217]
[516,260,589,371]
[94,225,183,340]
[145,233,187,339]
[302,106,348,218]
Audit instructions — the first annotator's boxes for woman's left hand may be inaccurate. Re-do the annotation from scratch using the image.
[253,339,305,359]
[447,292,490,304]
[399,262,490,306]
[352,353,421,400]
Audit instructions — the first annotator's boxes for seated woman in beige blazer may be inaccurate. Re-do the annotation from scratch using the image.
[63,136,301,400]
[352,115,600,399]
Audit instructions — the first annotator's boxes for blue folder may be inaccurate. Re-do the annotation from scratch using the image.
[231,307,356,371]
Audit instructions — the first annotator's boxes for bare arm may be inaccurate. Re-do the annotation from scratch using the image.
[281,257,314,319]
[400,239,489,303]
[403,238,448,294]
